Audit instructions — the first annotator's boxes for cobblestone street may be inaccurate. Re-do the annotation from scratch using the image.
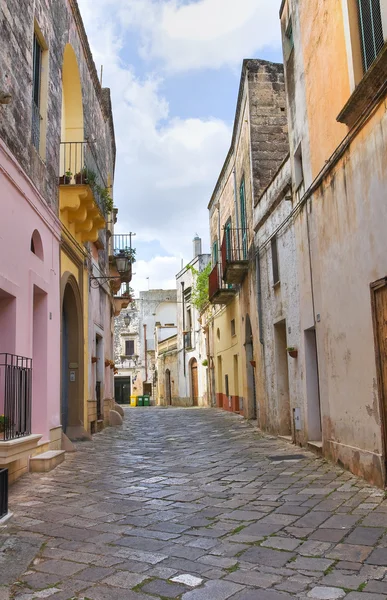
[3,408,387,599]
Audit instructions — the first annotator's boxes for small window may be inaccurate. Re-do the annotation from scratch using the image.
[285,17,294,52]
[125,339,135,356]
[30,229,44,260]
[231,319,236,337]
[294,142,304,190]
[225,374,229,397]
[271,236,280,285]
[357,0,384,72]
[217,328,221,340]
[186,308,192,331]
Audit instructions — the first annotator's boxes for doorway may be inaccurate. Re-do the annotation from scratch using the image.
[245,315,256,419]
[165,369,171,405]
[61,278,82,435]
[274,320,291,435]
[371,279,387,473]
[115,377,131,404]
[305,327,322,441]
[191,358,199,406]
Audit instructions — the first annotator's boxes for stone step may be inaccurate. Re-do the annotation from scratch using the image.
[307,440,323,456]
[29,450,65,473]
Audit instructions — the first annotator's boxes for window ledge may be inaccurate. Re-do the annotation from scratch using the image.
[337,42,387,127]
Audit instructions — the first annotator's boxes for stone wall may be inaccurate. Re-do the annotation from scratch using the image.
[0,0,115,212]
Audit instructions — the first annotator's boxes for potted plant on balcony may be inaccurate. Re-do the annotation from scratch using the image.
[287,347,298,359]
[0,415,9,434]
[91,356,98,364]
[59,169,72,185]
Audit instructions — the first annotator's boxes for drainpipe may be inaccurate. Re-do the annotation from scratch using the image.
[181,282,186,377]
[233,167,240,254]
[144,324,147,382]
[255,251,264,345]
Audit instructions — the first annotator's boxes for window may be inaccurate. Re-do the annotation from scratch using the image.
[357,0,384,72]
[186,308,192,331]
[285,17,294,51]
[240,179,247,260]
[32,24,48,157]
[231,319,236,337]
[125,339,135,356]
[271,236,280,285]
[212,239,218,264]
[32,33,42,151]
[294,142,304,190]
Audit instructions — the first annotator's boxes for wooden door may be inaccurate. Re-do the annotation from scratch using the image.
[165,369,171,405]
[191,359,199,406]
[372,279,387,463]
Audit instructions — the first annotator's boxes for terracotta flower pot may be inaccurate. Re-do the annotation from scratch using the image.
[91,356,98,364]
[288,350,298,358]
[59,175,71,185]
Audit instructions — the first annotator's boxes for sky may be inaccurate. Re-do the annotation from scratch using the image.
[77,0,283,295]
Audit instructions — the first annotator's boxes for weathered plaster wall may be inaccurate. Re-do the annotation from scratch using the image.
[176,254,211,406]
[254,158,306,441]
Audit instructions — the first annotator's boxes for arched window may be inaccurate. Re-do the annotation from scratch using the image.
[31,230,44,260]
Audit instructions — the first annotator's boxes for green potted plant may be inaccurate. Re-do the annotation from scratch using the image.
[59,168,72,185]
[202,359,208,367]
[287,346,298,358]
[0,415,10,434]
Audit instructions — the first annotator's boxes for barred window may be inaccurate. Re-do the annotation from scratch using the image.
[357,0,384,72]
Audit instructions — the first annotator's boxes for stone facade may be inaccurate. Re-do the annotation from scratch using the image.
[114,290,177,403]
[207,59,288,421]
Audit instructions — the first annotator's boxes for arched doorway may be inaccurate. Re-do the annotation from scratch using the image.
[190,358,199,407]
[61,276,83,435]
[165,369,171,406]
[245,315,257,419]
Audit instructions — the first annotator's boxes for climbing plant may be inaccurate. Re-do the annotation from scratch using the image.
[186,263,212,314]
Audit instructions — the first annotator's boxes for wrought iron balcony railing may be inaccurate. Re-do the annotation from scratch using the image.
[208,263,236,305]
[0,354,32,441]
[221,227,249,284]
[59,141,111,215]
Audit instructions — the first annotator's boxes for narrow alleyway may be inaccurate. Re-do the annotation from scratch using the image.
[3,408,387,600]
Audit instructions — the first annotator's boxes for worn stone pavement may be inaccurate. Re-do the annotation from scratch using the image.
[3,408,387,600]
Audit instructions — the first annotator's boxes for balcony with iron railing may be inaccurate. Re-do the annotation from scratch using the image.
[59,141,110,243]
[221,228,249,284]
[208,263,237,305]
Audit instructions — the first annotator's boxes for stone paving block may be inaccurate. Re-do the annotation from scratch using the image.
[231,589,294,599]
[181,579,243,599]
[224,569,282,588]
[143,578,189,598]
[171,574,203,587]
[80,585,153,600]
[309,529,347,543]
[366,547,387,565]
[346,527,385,546]
[240,546,295,567]
[76,567,116,582]
[321,573,366,589]
[307,586,346,599]
[20,572,61,590]
[289,557,334,572]
[344,594,387,600]
[100,571,148,588]
[261,536,301,551]
[321,515,360,530]
[326,543,372,562]
[293,512,331,529]
[34,560,85,577]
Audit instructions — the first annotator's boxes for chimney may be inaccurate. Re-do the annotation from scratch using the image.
[193,234,202,258]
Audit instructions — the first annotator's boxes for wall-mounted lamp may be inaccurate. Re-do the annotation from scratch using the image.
[90,251,129,288]
[123,313,131,327]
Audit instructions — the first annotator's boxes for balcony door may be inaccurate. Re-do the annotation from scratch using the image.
[240,179,248,260]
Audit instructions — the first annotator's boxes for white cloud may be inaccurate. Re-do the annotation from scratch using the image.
[77,0,281,290]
